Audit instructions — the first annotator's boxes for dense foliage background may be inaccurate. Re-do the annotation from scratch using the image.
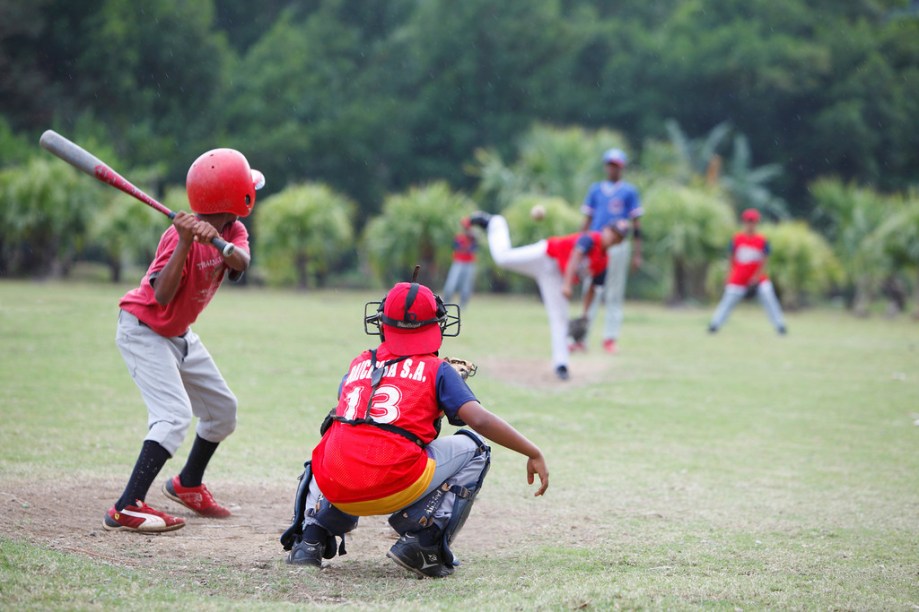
[1,0,918,313]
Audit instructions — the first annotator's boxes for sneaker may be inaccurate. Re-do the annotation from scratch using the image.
[287,539,324,568]
[103,500,186,533]
[387,533,454,578]
[468,211,492,229]
[163,475,231,518]
[568,341,586,353]
[603,339,617,354]
[555,365,570,381]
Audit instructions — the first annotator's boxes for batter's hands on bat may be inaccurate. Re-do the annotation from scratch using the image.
[527,453,549,496]
[172,210,199,244]
[192,218,220,245]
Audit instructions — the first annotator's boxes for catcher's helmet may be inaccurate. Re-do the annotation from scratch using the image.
[186,149,265,217]
[365,281,460,356]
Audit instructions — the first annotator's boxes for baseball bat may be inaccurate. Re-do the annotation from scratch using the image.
[39,130,235,256]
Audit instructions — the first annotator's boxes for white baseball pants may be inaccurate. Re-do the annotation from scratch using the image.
[486,215,570,368]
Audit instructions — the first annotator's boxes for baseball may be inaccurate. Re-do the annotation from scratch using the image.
[530,204,546,221]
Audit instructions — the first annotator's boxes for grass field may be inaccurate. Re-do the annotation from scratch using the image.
[1,280,917,610]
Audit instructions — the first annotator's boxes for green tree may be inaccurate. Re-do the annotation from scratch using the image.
[641,183,736,304]
[253,183,355,289]
[810,178,891,316]
[470,123,630,213]
[363,182,475,287]
[720,134,789,219]
[0,158,101,277]
[87,193,165,283]
[873,196,919,318]
[760,221,842,309]
[63,0,230,173]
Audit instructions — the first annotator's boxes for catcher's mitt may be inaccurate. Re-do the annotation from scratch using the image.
[443,357,477,380]
[568,316,589,343]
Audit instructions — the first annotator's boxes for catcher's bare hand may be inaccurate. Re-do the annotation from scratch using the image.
[527,454,549,496]
[443,357,477,380]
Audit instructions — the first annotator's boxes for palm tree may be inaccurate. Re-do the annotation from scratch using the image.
[254,183,355,289]
[720,135,789,219]
[664,120,787,219]
[810,178,890,316]
[363,182,474,287]
[0,158,98,277]
[641,182,736,304]
[468,123,630,211]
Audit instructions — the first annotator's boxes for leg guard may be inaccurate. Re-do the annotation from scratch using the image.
[280,461,312,551]
[388,430,491,568]
[309,495,360,559]
[441,430,491,567]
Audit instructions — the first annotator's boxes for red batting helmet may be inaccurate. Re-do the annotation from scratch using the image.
[741,208,761,223]
[186,149,265,217]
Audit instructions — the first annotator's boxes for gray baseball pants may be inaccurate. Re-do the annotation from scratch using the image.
[115,309,237,456]
[709,280,786,331]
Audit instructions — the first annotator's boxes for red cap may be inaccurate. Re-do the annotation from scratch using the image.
[381,282,443,356]
[741,208,761,222]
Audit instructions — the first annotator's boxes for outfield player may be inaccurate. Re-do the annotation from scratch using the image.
[470,212,628,380]
[103,149,264,532]
[281,280,549,578]
[708,208,787,335]
[580,148,643,354]
[441,217,478,309]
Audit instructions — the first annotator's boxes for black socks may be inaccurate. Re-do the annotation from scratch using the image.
[116,440,171,511]
[179,435,220,488]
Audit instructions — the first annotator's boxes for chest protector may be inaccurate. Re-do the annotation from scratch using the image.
[328,348,444,447]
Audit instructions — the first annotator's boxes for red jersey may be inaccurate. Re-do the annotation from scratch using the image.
[545,231,608,281]
[312,346,451,515]
[727,232,770,286]
[452,232,477,263]
[119,221,250,337]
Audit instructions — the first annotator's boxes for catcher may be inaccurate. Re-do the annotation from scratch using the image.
[281,277,549,578]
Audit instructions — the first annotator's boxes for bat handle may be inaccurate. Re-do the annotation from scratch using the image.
[165,211,235,256]
[212,237,236,256]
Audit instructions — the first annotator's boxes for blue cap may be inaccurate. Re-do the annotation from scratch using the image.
[602,148,628,167]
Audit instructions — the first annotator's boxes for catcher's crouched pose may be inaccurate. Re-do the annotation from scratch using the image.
[281,280,549,578]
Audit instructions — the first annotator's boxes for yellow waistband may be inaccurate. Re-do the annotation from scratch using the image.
[332,458,436,516]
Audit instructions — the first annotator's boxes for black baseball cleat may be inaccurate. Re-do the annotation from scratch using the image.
[387,533,454,578]
[468,211,492,229]
[778,326,787,335]
[555,365,570,381]
[287,539,324,568]
[707,324,718,334]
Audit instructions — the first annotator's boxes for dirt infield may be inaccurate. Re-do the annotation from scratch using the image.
[0,474,524,584]
[0,357,608,592]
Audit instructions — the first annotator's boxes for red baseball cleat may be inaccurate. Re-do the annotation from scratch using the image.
[103,500,186,532]
[163,475,231,518]
[603,339,617,354]
[568,341,587,353]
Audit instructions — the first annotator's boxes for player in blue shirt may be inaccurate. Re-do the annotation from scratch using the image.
[579,148,643,354]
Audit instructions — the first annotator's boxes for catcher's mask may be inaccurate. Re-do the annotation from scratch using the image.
[364,281,460,356]
[186,148,265,218]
